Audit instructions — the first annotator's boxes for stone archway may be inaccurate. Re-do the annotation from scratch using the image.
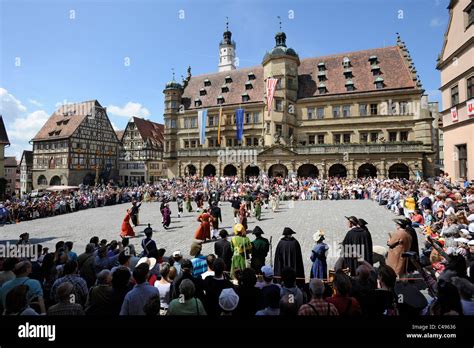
[268,163,288,178]
[37,175,47,186]
[388,163,409,179]
[203,164,216,177]
[245,164,260,178]
[49,175,61,186]
[185,164,197,176]
[223,164,238,177]
[297,163,319,178]
[328,163,347,178]
[357,163,377,178]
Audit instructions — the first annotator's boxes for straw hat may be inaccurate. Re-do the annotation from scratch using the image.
[313,230,325,242]
[136,257,157,270]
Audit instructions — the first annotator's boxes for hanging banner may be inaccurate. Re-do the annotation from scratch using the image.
[467,99,474,117]
[450,107,458,122]
[217,106,223,145]
[198,109,207,145]
[266,78,278,118]
[235,108,244,142]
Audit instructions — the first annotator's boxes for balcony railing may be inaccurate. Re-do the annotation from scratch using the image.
[176,142,427,157]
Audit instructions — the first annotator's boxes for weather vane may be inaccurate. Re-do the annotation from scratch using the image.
[171,68,175,81]
[226,16,229,31]
[277,16,282,31]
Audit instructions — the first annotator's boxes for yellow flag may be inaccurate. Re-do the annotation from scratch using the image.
[217,106,223,145]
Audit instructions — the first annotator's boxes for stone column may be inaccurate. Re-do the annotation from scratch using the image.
[380,159,386,178]
[321,160,327,179]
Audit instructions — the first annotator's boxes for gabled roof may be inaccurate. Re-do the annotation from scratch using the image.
[180,45,417,109]
[4,156,17,167]
[131,117,164,147]
[115,130,125,142]
[0,116,10,145]
[20,150,33,165]
[32,100,101,141]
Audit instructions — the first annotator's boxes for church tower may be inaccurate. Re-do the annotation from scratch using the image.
[218,20,236,72]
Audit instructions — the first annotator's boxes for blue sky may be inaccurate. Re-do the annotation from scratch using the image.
[1,0,449,158]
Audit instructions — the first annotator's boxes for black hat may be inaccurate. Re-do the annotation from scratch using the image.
[253,226,264,235]
[358,218,368,227]
[144,224,153,236]
[282,227,296,236]
[345,216,359,226]
[219,229,229,238]
[394,218,411,229]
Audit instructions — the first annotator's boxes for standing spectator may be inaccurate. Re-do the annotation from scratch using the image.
[154,263,172,314]
[4,285,39,315]
[200,254,216,280]
[203,258,233,317]
[280,267,304,309]
[0,257,18,286]
[189,242,207,278]
[167,279,207,316]
[214,229,232,272]
[235,268,263,316]
[50,260,88,306]
[120,263,159,315]
[48,282,85,316]
[326,270,362,316]
[219,288,239,316]
[77,243,96,287]
[250,226,270,274]
[84,270,113,315]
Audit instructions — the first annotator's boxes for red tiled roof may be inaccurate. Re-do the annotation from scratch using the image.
[132,117,164,147]
[115,130,125,141]
[181,46,417,109]
[32,100,100,141]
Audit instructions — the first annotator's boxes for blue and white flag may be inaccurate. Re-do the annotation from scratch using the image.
[198,109,207,145]
[235,108,244,142]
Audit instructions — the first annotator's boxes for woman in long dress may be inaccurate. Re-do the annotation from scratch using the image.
[310,230,329,280]
[239,202,248,230]
[230,223,252,278]
[120,209,135,238]
[194,209,212,241]
[162,203,171,229]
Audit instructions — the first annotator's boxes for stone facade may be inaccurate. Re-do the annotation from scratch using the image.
[163,29,436,180]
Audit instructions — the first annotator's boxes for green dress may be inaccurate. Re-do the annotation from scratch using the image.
[254,201,262,220]
[230,235,252,277]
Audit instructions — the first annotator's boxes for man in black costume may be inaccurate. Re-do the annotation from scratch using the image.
[274,227,305,285]
[340,216,373,276]
[130,200,141,227]
[214,229,232,272]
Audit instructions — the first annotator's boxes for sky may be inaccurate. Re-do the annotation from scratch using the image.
[0,0,450,159]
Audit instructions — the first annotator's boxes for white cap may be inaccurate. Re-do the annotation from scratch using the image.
[172,250,182,257]
[219,288,239,312]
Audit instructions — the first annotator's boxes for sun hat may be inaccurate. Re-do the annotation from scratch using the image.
[172,250,182,257]
[219,288,239,312]
[136,257,157,270]
[313,230,325,242]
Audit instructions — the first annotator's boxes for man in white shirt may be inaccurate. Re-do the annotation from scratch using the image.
[201,254,216,280]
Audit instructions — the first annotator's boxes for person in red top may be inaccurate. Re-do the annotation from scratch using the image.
[326,270,362,316]
[194,209,212,241]
[410,209,424,228]
[120,209,135,238]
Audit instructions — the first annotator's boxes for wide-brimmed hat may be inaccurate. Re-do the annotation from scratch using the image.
[253,226,264,235]
[282,227,296,236]
[234,224,246,236]
[219,288,239,312]
[345,216,359,226]
[358,218,368,227]
[189,241,203,257]
[313,230,325,242]
[393,218,411,229]
[136,257,157,270]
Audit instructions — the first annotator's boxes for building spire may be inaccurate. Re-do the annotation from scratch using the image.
[226,16,229,32]
[171,68,175,81]
[277,16,282,31]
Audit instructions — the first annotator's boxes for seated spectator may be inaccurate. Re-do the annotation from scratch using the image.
[167,279,207,316]
[326,270,362,316]
[50,260,88,307]
[298,279,338,316]
[0,261,46,314]
[280,267,304,309]
[219,288,239,316]
[48,282,85,316]
[120,263,159,315]
[4,285,39,315]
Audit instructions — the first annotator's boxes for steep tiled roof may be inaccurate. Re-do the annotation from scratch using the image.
[115,130,125,142]
[4,156,17,167]
[0,116,10,145]
[21,150,33,165]
[181,46,417,109]
[32,100,100,141]
[132,117,164,148]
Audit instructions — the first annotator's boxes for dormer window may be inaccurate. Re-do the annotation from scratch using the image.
[225,76,232,84]
[200,88,207,96]
[221,85,229,93]
[343,68,352,78]
[317,62,326,71]
[245,81,253,90]
[345,80,355,91]
[248,72,256,80]
[242,93,250,102]
[368,55,378,65]
[318,83,327,94]
[342,57,351,69]
[217,96,225,104]
[204,79,211,87]
[194,98,202,107]
[374,77,384,89]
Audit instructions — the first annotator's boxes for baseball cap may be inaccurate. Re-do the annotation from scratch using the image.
[261,265,274,278]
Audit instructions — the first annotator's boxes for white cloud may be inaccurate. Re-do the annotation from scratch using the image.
[107,101,150,118]
[430,17,443,28]
[110,121,119,131]
[28,99,43,107]
[8,110,50,142]
[0,87,28,121]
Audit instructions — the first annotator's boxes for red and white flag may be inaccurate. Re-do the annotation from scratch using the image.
[266,78,279,118]
[467,99,474,117]
[451,107,458,122]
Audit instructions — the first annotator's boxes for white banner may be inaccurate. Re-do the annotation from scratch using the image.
[467,99,474,117]
[450,107,458,122]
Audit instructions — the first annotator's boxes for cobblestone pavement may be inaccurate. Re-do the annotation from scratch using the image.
[0,200,423,278]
